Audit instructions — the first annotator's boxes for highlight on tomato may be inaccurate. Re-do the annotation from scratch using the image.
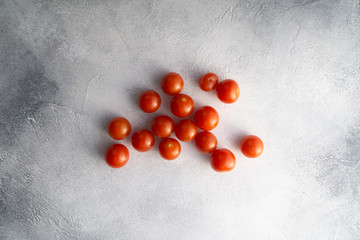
[216,79,239,103]
[210,148,236,172]
[161,72,184,95]
[170,94,194,118]
[139,90,161,113]
[195,131,217,153]
[105,144,129,168]
[159,138,181,160]
[194,106,219,131]
[240,135,264,158]
[108,117,131,140]
[151,115,175,138]
[199,73,219,91]
[175,119,197,142]
[132,129,155,152]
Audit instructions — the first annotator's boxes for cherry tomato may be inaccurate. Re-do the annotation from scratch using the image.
[199,73,219,91]
[108,117,131,140]
[195,131,217,153]
[240,135,264,158]
[132,129,155,152]
[161,72,184,95]
[159,138,181,160]
[139,90,161,113]
[105,144,129,168]
[175,119,197,142]
[216,79,240,103]
[194,106,219,131]
[151,115,175,138]
[170,94,194,118]
[210,148,236,172]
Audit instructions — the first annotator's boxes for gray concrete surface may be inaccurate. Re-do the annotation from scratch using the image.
[1,0,360,239]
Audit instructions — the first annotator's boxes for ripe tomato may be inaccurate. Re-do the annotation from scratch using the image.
[195,131,217,153]
[108,117,131,140]
[139,90,161,113]
[159,138,181,160]
[151,115,175,138]
[210,149,236,172]
[216,79,240,103]
[194,106,219,131]
[170,94,194,118]
[161,72,184,95]
[175,119,197,142]
[240,135,264,158]
[105,144,129,168]
[199,73,219,91]
[132,129,155,152]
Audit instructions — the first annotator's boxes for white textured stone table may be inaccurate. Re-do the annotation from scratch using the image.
[1,0,360,239]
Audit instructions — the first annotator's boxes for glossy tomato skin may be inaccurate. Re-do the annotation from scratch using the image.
[105,144,129,168]
[194,106,219,131]
[240,135,264,158]
[199,73,219,91]
[161,72,184,95]
[210,148,236,172]
[139,90,161,113]
[216,79,240,103]
[195,131,217,153]
[159,138,181,160]
[108,117,131,140]
[170,94,194,118]
[131,129,155,152]
[151,115,175,138]
[175,119,197,142]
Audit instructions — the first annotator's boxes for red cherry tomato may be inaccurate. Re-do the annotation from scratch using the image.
[161,72,184,95]
[240,135,264,158]
[105,144,129,168]
[108,117,131,140]
[194,106,219,131]
[139,90,161,113]
[216,79,240,103]
[151,115,175,138]
[195,131,217,153]
[175,119,197,142]
[170,94,194,118]
[131,129,155,152]
[210,148,236,172]
[199,73,219,91]
[159,138,181,160]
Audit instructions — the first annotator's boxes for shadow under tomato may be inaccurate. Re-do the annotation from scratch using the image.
[92,112,118,161]
[151,68,168,87]
[98,112,119,133]
[96,138,114,162]
[126,87,149,110]
[192,72,203,88]
[231,131,249,149]
[186,138,211,164]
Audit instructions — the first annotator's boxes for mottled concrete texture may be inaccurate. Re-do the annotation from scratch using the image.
[1,0,360,239]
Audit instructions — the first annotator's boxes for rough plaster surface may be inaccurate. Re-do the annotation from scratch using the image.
[1,0,360,239]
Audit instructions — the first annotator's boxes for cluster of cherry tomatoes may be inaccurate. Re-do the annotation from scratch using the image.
[105,72,264,172]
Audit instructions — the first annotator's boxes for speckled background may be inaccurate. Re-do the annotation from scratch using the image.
[1,0,360,239]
